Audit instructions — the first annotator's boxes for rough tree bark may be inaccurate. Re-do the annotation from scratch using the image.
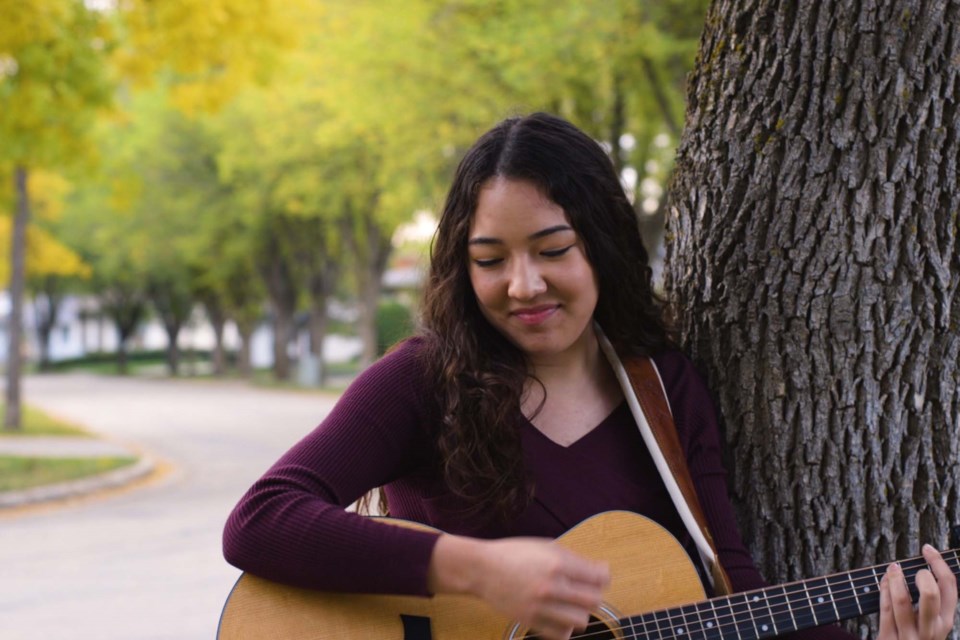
[666,1,960,636]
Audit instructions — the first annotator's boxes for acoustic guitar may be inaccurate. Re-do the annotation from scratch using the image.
[217,510,960,639]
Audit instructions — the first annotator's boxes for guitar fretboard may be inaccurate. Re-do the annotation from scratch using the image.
[611,549,960,639]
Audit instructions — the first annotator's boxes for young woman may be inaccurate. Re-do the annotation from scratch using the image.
[223,113,956,640]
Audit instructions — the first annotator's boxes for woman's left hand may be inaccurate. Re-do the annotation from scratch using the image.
[877,544,958,639]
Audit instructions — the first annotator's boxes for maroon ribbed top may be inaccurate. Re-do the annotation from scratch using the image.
[223,338,853,640]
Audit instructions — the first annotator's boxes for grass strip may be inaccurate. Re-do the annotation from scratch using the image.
[0,456,137,492]
[0,404,91,437]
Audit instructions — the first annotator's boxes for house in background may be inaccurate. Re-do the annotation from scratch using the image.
[0,292,364,372]
[0,262,426,373]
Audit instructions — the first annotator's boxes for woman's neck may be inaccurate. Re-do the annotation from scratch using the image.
[523,331,620,408]
[521,330,624,441]
[527,332,604,385]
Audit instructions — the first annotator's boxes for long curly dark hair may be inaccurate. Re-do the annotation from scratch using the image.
[419,112,671,520]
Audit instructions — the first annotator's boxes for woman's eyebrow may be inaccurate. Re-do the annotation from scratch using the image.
[529,225,573,240]
[468,225,574,245]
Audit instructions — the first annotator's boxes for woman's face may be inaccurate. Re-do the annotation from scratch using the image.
[467,177,599,364]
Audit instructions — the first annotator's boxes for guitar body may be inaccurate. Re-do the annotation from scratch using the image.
[217,511,706,639]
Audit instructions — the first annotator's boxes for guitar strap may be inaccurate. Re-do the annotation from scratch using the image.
[596,326,734,596]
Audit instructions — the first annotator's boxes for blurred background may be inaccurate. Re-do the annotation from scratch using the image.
[0,0,709,402]
[0,2,716,638]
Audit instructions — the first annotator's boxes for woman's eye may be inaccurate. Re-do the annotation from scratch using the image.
[472,258,502,267]
[541,245,573,258]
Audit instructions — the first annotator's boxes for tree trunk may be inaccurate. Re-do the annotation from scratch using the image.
[609,71,626,176]
[347,214,392,369]
[309,291,329,387]
[164,326,181,376]
[272,302,294,381]
[148,279,192,377]
[4,166,29,431]
[102,287,146,375]
[261,252,297,381]
[235,319,255,379]
[666,2,960,637]
[33,278,63,372]
[209,307,227,377]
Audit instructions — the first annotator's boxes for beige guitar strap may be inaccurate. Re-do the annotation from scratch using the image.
[596,326,734,596]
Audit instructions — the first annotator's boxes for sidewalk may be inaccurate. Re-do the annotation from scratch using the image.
[0,436,157,509]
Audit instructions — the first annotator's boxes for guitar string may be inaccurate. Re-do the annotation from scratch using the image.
[565,562,932,640]
[567,553,960,640]
[559,552,960,640]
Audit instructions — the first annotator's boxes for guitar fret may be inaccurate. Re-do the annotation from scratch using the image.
[675,603,699,638]
[623,608,639,639]
[652,607,672,639]
[629,611,651,639]
[800,578,818,627]
[690,604,707,640]
[869,565,884,610]
[849,567,880,617]
[763,585,791,637]
[635,609,660,639]
[610,545,960,640]
[805,577,839,626]
[849,570,864,615]
[692,600,718,640]
[778,580,810,632]
[830,571,862,620]
[823,576,841,621]
[704,596,723,640]
[729,592,758,640]
[747,591,775,638]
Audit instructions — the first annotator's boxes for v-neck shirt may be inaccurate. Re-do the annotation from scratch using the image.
[223,337,854,640]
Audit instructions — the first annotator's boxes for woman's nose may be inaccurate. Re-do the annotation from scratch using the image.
[507,258,547,300]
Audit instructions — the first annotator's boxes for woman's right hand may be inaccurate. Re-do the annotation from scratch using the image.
[428,534,611,640]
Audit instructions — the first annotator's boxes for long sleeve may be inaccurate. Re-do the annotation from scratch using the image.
[222,339,441,596]
[655,351,858,640]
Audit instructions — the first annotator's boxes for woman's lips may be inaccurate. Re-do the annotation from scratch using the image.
[511,305,559,325]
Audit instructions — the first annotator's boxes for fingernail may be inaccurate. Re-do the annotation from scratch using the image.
[922,543,935,553]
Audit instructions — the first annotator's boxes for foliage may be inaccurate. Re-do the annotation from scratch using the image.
[0,0,115,169]
[113,0,304,110]
[19,0,711,378]
[376,300,414,356]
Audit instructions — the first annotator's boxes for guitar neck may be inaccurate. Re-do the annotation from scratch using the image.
[620,548,960,639]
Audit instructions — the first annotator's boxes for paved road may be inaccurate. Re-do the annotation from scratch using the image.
[0,373,341,640]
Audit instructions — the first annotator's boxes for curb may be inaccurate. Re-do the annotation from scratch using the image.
[0,456,157,509]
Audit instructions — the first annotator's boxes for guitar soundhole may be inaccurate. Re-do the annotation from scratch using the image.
[523,616,616,640]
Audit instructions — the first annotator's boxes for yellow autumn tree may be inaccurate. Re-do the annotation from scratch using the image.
[0,0,307,422]
[0,0,112,428]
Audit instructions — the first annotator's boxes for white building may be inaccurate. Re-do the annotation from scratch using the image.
[0,292,364,370]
